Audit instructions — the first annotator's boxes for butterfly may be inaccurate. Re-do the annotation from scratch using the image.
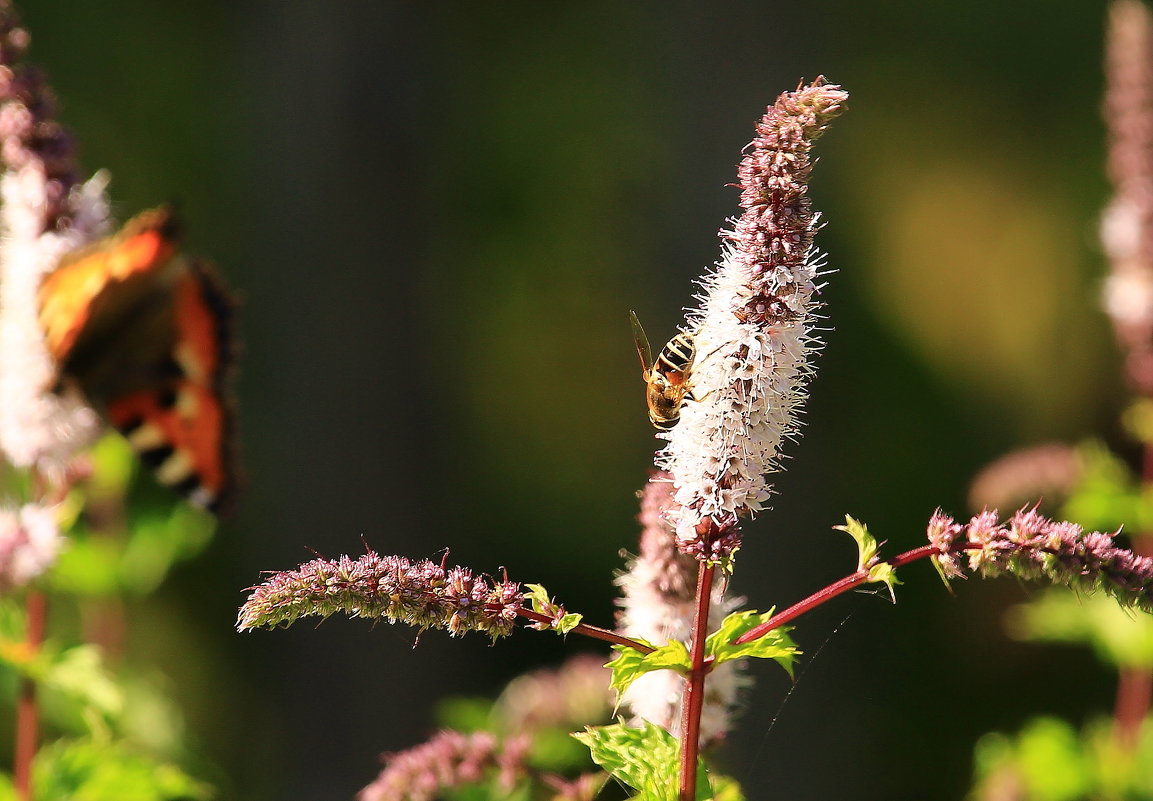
[37,206,237,514]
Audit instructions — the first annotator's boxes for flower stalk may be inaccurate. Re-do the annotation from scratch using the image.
[678,562,715,801]
[736,507,1153,648]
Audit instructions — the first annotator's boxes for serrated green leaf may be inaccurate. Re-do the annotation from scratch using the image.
[606,641,689,697]
[705,610,799,677]
[834,515,877,571]
[524,584,552,613]
[523,584,582,634]
[555,612,583,635]
[573,721,710,801]
[866,561,900,602]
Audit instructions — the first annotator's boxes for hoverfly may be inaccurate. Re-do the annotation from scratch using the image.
[629,310,695,431]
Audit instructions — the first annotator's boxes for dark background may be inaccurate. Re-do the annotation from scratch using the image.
[13,2,1125,799]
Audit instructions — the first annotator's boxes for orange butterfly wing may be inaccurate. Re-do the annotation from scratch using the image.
[38,208,237,514]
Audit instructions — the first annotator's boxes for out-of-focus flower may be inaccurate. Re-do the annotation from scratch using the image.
[0,0,109,483]
[1102,0,1153,392]
[967,443,1082,513]
[0,503,60,590]
[357,730,529,801]
[494,654,610,734]
[655,79,847,562]
[616,473,749,743]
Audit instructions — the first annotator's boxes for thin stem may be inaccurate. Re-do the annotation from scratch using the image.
[512,607,655,654]
[1112,440,1153,745]
[678,562,715,801]
[734,544,938,645]
[15,590,45,801]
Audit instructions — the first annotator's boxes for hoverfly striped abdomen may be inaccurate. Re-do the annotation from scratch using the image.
[629,311,696,431]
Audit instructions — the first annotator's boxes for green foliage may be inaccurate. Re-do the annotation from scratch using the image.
[971,716,1153,801]
[607,640,689,698]
[442,780,533,801]
[45,436,215,598]
[833,516,899,599]
[524,584,583,634]
[1061,442,1148,534]
[1008,590,1153,669]
[574,721,712,801]
[0,736,211,801]
[705,609,799,677]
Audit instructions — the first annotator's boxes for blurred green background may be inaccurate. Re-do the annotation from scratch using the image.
[9,1,1128,799]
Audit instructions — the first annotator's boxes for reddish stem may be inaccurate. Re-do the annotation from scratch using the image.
[1112,442,1153,745]
[513,607,655,654]
[15,591,45,801]
[734,545,938,645]
[678,562,715,801]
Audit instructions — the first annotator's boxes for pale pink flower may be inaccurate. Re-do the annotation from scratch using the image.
[616,474,749,743]
[0,503,60,589]
[655,80,847,561]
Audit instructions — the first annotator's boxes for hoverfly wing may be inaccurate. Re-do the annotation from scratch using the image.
[628,310,655,376]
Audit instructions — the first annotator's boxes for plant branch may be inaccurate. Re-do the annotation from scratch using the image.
[512,608,655,654]
[733,544,938,645]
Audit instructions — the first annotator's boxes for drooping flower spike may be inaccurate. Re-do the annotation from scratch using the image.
[237,550,524,641]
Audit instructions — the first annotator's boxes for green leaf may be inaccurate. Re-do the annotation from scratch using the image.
[972,718,1091,801]
[1061,442,1140,533]
[833,516,899,600]
[1007,590,1153,669]
[705,609,800,677]
[436,696,494,733]
[834,515,877,571]
[573,721,710,801]
[523,584,583,633]
[606,641,690,697]
[50,505,215,598]
[524,584,552,613]
[40,645,124,724]
[555,612,583,635]
[710,774,746,801]
[33,736,211,801]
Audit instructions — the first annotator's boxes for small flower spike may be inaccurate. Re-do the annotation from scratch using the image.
[656,79,847,562]
[237,551,524,642]
[928,507,1153,612]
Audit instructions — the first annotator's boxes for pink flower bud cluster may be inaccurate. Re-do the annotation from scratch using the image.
[357,730,529,801]
[237,551,524,641]
[929,507,1153,611]
[656,79,847,561]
